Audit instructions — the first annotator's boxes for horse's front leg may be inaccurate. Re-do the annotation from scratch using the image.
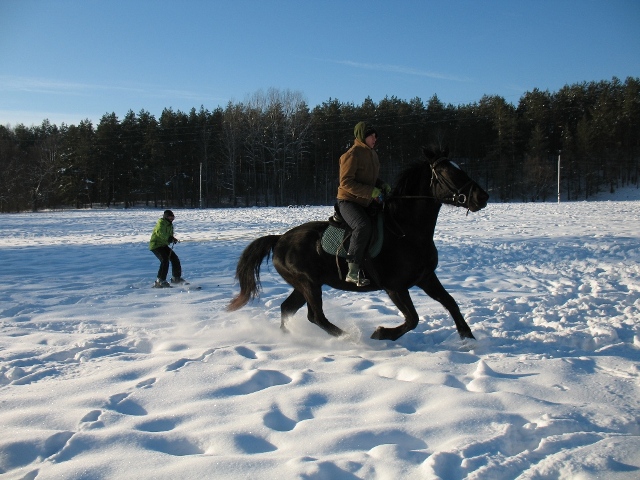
[371,289,419,341]
[417,273,475,340]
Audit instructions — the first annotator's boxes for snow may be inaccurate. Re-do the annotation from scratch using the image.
[2,192,639,479]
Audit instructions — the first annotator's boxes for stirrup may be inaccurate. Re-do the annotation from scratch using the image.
[346,272,370,287]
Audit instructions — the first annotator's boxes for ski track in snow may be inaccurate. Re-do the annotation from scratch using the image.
[1,197,639,479]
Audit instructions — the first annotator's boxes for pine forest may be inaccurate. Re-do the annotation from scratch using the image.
[1,76,638,213]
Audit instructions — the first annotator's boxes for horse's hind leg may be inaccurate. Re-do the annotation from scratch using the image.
[305,285,344,337]
[371,289,419,341]
[280,289,306,333]
[417,273,475,340]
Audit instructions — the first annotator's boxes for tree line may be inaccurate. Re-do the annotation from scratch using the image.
[0,76,638,213]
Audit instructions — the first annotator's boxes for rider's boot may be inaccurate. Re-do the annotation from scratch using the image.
[345,262,370,287]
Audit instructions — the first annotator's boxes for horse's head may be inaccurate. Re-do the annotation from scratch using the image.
[423,146,489,212]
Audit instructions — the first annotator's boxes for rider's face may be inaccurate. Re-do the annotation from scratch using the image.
[365,133,377,148]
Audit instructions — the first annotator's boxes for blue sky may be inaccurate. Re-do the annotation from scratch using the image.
[1,0,639,128]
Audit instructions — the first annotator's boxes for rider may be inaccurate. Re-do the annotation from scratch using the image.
[337,121,390,286]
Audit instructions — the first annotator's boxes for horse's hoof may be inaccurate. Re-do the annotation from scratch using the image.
[371,326,405,341]
[370,327,385,340]
[460,330,475,340]
[280,325,290,334]
[329,327,345,337]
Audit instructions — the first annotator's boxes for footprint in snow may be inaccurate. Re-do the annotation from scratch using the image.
[42,431,76,462]
[142,436,204,456]
[296,392,329,421]
[233,433,277,454]
[209,369,292,397]
[80,410,102,423]
[165,349,215,372]
[104,392,147,416]
[394,402,418,414]
[136,417,179,433]
[136,377,156,389]
[263,405,297,431]
[235,346,257,359]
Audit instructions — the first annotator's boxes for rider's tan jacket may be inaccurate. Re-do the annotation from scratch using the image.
[337,138,380,207]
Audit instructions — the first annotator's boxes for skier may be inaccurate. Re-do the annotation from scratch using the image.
[149,210,186,288]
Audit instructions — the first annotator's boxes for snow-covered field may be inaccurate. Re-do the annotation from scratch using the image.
[1,193,639,479]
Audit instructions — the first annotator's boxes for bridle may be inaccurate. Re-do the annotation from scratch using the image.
[389,157,475,212]
[382,157,477,238]
[429,157,475,210]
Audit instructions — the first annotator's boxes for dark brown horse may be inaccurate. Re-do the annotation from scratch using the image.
[228,147,489,342]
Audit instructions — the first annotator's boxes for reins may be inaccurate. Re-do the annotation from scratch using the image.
[388,195,435,200]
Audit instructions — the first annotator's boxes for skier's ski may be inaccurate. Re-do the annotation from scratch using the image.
[181,284,202,291]
[150,282,202,291]
[145,277,203,290]
[171,279,201,290]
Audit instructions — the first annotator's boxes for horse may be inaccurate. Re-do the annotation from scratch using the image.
[227,147,489,342]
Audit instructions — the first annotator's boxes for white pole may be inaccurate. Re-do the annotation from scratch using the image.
[557,153,561,204]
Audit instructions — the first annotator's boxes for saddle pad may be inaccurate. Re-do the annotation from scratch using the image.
[321,215,383,259]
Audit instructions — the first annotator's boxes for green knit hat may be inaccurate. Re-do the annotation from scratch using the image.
[354,121,377,142]
[354,121,366,142]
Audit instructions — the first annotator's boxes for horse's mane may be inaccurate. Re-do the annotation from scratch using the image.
[392,144,447,195]
[392,161,428,196]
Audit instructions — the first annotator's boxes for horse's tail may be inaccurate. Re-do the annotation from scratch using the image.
[227,235,281,311]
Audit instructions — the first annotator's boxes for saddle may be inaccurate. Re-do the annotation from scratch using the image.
[321,204,384,259]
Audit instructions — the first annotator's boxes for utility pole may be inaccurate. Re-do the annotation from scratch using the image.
[557,151,561,204]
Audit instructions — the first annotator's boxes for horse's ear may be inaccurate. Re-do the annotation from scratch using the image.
[422,145,436,161]
[443,145,450,157]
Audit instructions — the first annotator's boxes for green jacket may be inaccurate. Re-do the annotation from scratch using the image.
[337,138,381,207]
[149,217,174,250]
